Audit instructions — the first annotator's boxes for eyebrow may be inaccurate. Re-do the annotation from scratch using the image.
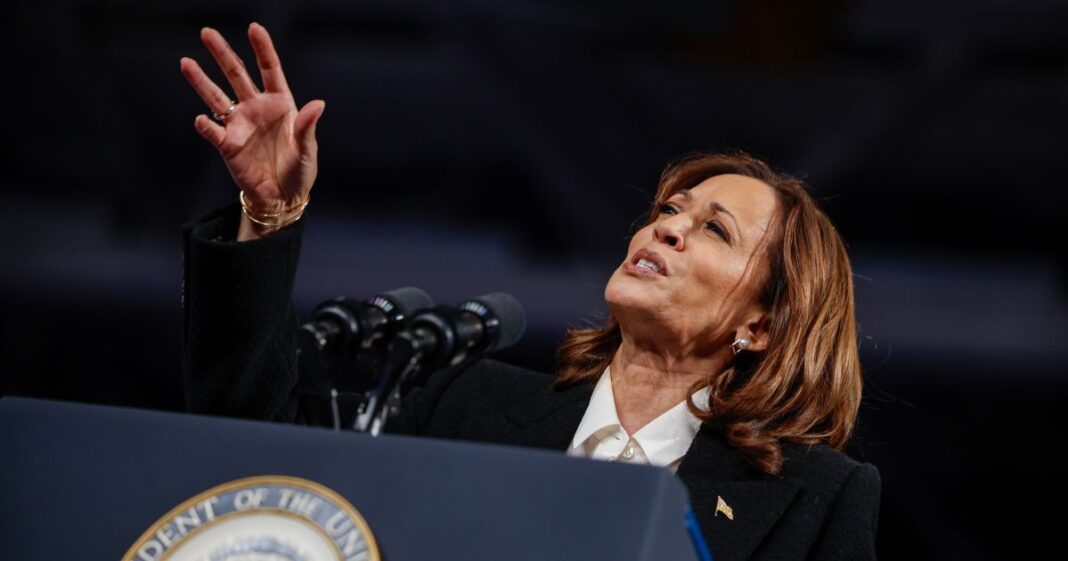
[673,189,742,242]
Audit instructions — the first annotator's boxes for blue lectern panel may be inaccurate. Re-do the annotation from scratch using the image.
[0,397,697,561]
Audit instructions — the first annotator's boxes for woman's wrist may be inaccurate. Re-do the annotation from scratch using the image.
[235,190,309,242]
[236,212,283,241]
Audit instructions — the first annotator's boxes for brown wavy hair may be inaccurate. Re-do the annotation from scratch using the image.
[555,151,862,475]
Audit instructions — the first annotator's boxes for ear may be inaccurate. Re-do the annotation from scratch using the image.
[736,308,772,353]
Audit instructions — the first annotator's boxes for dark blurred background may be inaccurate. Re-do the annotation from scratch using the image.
[2,0,1066,558]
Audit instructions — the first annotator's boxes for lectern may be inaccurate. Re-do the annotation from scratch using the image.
[0,397,702,560]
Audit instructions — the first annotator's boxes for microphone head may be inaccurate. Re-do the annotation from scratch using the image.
[369,287,435,321]
[460,292,526,352]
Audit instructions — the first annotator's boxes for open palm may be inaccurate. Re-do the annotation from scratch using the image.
[180,24,324,214]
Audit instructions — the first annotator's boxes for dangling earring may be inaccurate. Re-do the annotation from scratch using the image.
[730,338,750,355]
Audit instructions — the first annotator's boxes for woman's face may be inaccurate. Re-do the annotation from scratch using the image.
[605,173,781,352]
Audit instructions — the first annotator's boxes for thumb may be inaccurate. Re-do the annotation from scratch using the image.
[294,99,325,157]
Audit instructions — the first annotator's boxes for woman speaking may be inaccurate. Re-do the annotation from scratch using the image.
[180,23,880,561]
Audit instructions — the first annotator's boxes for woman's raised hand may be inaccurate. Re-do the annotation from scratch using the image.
[180,23,325,240]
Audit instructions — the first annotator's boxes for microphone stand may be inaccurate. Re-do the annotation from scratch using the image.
[353,335,423,436]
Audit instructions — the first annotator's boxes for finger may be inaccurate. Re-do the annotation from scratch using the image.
[194,114,227,147]
[248,22,291,95]
[180,57,235,117]
[200,27,259,101]
[294,100,326,156]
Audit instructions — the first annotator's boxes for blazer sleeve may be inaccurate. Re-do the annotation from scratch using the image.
[180,204,490,433]
[181,204,438,429]
[181,203,305,422]
[807,462,882,560]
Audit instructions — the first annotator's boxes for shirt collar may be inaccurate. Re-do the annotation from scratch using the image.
[569,368,621,450]
[631,392,705,467]
[568,367,710,468]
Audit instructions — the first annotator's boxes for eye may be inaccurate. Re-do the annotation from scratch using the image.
[705,220,729,241]
[657,203,678,216]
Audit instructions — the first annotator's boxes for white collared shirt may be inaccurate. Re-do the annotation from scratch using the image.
[567,367,709,472]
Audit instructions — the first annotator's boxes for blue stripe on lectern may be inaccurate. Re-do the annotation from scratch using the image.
[685,507,714,561]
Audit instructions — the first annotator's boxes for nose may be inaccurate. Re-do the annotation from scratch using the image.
[653,214,690,250]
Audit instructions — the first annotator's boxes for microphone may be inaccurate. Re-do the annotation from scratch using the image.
[300,287,435,357]
[358,292,526,435]
[392,292,527,370]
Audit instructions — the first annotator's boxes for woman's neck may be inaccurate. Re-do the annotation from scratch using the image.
[608,335,729,436]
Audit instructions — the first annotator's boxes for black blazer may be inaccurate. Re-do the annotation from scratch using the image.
[182,206,881,561]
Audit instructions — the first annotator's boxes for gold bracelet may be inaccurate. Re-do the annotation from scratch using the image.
[239,190,309,228]
[239,190,307,217]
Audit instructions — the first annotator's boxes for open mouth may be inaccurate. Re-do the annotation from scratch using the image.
[636,258,661,274]
[630,249,667,276]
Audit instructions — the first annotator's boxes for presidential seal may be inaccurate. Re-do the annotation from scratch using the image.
[122,475,380,561]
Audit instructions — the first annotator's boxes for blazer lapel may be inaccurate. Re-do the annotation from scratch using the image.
[500,381,801,561]
[503,381,593,450]
[677,424,801,561]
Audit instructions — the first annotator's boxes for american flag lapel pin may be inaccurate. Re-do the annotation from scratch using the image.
[715,495,734,520]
